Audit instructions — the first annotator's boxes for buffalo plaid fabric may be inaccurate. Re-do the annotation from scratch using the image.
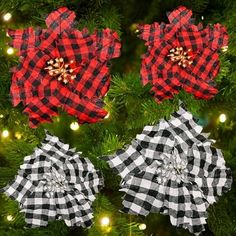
[1,131,103,228]
[102,104,232,235]
[9,7,121,128]
[137,6,228,103]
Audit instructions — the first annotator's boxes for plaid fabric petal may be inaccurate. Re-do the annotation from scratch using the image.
[92,29,121,61]
[167,6,193,28]
[103,104,232,235]
[9,7,121,127]
[137,22,163,44]
[205,24,228,50]
[2,131,103,228]
[45,7,76,33]
[137,6,228,102]
[7,27,43,56]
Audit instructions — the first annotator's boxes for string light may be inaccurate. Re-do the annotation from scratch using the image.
[0,114,4,118]
[6,215,13,221]
[3,13,12,21]
[15,132,22,140]
[70,121,79,131]
[219,113,227,123]
[100,216,110,227]
[7,47,14,55]
[1,129,9,138]
[138,223,146,230]
[105,112,110,119]
[222,46,228,52]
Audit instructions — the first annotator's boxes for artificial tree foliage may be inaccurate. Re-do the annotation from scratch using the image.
[0,0,236,235]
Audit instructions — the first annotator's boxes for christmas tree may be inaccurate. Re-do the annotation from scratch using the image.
[0,0,236,235]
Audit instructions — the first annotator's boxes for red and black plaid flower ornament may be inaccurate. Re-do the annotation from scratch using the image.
[137,6,228,103]
[9,7,121,128]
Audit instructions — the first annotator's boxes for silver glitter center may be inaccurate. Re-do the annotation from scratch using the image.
[156,150,188,184]
[43,167,68,198]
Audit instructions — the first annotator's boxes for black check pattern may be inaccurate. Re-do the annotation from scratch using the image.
[2,131,103,228]
[137,6,228,102]
[9,7,121,128]
[102,104,232,235]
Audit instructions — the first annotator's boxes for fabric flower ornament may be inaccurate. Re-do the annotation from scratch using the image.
[103,105,232,235]
[2,131,103,228]
[9,7,121,128]
[137,6,228,102]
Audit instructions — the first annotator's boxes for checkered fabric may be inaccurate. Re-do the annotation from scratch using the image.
[137,6,228,103]
[1,131,103,228]
[102,104,232,235]
[9,7,121,128]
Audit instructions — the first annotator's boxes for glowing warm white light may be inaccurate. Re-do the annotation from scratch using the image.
[222,46,228,52]
[7,47,14,55]
[3,13,12,21]
[70,121,79,131]
[2,129,9,138]
[0,114,4,118]
[101,216,110,226]
[6,215,13,221]
[15,132,22,140]
[219,113,227,123]
[139,223,146,230]
[105,112,110,119]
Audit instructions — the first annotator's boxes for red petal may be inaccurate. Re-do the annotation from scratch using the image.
[180,70,218,99]
[8,27,43,56]
[167,6,193,27]
[177,30,206,51]
[205,24,228,50]
[187,48,220,81]
[45,7,76,33]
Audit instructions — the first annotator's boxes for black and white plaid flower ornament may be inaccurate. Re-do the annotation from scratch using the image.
[2,131,103,228]
[102,104,232,235]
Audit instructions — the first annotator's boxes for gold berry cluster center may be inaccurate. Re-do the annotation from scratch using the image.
[167,47,193,68]
[45,57,77,84]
